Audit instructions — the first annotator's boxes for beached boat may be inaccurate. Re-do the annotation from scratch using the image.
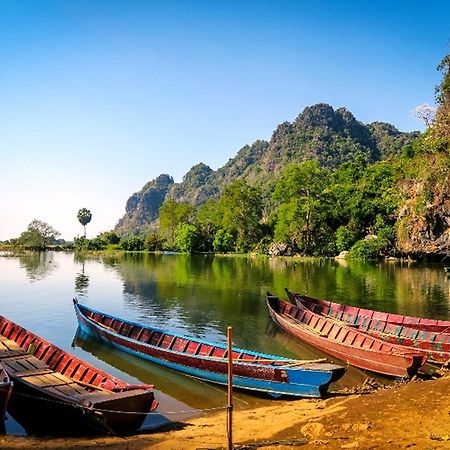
[266,293,427,378]
[0,314,158,436]
[286,289,450,364]
[287,289,450,333]
[0,364,12,424]
[74,299,346,398]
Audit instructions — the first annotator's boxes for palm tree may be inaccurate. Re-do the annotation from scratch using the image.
[77,208,92,237]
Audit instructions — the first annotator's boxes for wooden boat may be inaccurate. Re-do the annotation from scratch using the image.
[0,364,12,424]
[266,293,427,378]
[0,314,158,436]
[74,299,346,398]
[286,289,450,333]
[287,289,450,364]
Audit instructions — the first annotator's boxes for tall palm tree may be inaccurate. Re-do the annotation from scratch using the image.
[77,208,92,237]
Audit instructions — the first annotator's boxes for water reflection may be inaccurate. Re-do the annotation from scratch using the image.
[2,252,450,436]
[18,252,56,282]
[74,257,90,298]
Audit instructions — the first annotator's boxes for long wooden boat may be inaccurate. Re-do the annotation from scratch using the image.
[0,314,158,436]
[266,293,427,378]
[0,364,12,424]
[287,289,450,364]
[287,289,450,333]
[74,299,346,398]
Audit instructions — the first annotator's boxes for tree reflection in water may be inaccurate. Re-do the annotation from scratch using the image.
[19,252,56,282]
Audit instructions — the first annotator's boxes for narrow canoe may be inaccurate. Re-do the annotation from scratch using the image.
[74,299,346,398]
[286,289,450,364]
[0,364,12,424]
[0,314,158,436]
[266,293,427,378]
[286,289,450,333]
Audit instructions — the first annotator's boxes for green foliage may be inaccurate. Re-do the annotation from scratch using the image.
[335,226,359,252]
[98,231,120,244]
[18,219,61,250]
[174,224,201,253]
[145,233,164,251]
[273,161,331,253]
[348,238,384,259]
[77,208,92,237]
[159,200,196,247]
[436,54,450,105]
[119,236,145,251]
[213,229,235,253]
[219,180,263,251]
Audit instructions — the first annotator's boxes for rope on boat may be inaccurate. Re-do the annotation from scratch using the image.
[0,385,227,416]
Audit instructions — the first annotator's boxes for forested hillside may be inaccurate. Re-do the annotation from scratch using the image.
[116,103,417,236]
[112,51,450,259]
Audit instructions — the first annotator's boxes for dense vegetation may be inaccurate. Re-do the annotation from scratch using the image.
[3,52,448,260]
[106,51,448,259]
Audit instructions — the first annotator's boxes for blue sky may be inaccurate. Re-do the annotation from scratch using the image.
[0,0,449,240]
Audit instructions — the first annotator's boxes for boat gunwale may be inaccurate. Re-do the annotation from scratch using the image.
[266,294,427,359]
[75,300,340,372]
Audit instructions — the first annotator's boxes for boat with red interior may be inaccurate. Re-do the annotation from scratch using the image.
[266,293,427,378]
[0,314,158,436]
[74,299,346,398]
[286,289,450,364]
[287,289,450,332]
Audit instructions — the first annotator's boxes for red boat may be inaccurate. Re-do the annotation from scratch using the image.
[286,289,450,332]
[286,289,450,364]
[0,364,12,425]
[0,315,158,436]
[266,293,427,378]
[74,300,346,398]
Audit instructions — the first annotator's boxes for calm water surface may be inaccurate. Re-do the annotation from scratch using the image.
[1,251,450,434]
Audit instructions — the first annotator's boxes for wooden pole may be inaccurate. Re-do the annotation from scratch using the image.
[227,326,233,450]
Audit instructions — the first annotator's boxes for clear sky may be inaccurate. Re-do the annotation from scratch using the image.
[0,0,449,240]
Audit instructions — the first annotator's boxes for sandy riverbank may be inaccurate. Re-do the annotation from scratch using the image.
[1,375,450,450]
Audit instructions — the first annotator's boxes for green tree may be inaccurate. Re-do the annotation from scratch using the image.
[174,224,201,253]
[18,219,60,250]
[213,228,235,253]
[77,208,92,237]
[273,161,330,253]
[218,180,263,252]
[159,200,196,247]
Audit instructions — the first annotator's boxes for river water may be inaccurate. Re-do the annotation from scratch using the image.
[1,251,449,434]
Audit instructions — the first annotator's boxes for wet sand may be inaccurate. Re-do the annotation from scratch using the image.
[2,374,450,449]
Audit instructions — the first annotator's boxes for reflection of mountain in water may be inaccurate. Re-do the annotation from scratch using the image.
[19,252,56,282]
[99,254,450,356]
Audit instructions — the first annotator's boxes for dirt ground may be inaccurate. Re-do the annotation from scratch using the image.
[1,375,450,450]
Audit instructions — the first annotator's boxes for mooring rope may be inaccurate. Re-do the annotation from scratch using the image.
[0,385,227,416]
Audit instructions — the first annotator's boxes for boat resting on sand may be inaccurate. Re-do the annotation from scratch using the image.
[0,364,12,424]
[266,293,427,378]
[286,289,450,365]
[74,299,346,398]
[287,289,450,333]
[0,314,158,436]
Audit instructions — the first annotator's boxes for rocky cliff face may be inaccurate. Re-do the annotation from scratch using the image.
[115,174,174,235]
[397,175,450,256]
[115,103,417,235]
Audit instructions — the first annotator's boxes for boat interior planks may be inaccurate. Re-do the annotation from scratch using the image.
[0,314,158,436]
[266,293,427,378]
[286,289,450,364]
[286,289,450,333]
[74,299,346,399]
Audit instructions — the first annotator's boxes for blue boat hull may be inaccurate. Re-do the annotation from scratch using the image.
[74,301,345,398]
